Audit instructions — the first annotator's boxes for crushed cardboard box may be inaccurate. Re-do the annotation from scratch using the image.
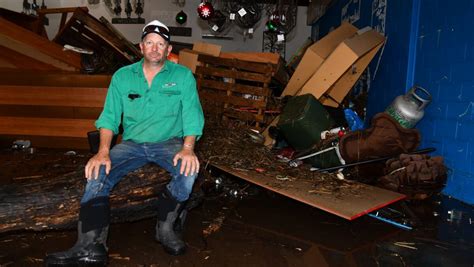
[282,22,358,96]
[263,23,386,146]
[298,28,385,107]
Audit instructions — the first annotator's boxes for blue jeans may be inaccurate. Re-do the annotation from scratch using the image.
[81,138,197,204]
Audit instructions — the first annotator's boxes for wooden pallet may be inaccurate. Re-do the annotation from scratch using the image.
[52,7,141,63]
[196,54,277,129]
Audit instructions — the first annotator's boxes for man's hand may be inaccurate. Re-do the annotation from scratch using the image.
[173,148,199,176]
[85,151,111,180]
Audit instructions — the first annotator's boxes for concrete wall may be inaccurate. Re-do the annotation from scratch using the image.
[0,0,311,61]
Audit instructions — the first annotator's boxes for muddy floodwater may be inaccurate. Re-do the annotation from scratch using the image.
[0,148,473,266]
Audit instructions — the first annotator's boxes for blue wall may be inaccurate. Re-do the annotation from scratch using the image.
[415,0,474,204]
[312,0,474,204]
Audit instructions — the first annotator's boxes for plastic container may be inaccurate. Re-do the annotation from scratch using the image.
[278,94,334,151]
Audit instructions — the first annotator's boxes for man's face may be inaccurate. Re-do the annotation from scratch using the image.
[140,33,172,65]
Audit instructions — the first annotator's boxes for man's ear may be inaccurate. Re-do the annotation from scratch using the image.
[167,44,173,55]
[139,42,144,54]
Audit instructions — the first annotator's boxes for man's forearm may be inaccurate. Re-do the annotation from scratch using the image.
[98,128,114,154]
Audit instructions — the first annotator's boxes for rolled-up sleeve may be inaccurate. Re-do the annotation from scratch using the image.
[181,71,204,139]
[95,74,122,134]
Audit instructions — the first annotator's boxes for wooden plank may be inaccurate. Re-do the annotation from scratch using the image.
[0,46,59,71]
[0,116,96,138]
[211,164,406,220]
[218,52,289,85]
[0,58,16,69]
[223,109,265,123]
[0,85,107,107]
[199,91,267,109]
[200,80,270,96]
[70,8,134,62]
[196,66,271,83]
[0,17,81,70]
[0,105,101,119]
[36,7,89,14]
[0,34,79,72]
[0,71,111,87]
[62,22,104,51]
[0,7,48,38]
[220,52,281,65]
[99,17,142,59]
[198,54,275,74]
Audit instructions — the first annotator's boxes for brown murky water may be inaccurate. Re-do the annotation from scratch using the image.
[0,148,473,266]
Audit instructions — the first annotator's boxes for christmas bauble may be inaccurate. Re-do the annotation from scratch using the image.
[176,10,187,24]
[197,2,214,20]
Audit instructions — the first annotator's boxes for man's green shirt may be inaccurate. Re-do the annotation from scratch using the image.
[95,59,204,143]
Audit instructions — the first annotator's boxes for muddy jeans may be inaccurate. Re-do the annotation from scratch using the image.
[81,138,197,204]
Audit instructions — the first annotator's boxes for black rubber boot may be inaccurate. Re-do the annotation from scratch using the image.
[44,197,110,266]
[155,189,187,255]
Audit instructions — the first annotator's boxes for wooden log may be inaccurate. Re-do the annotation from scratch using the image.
[0,165,170,233]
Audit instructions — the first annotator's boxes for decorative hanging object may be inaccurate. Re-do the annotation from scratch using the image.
[22,0,31,14]
[208,10,227,32]
[135,0,144,18]
[31,0,39,14]
[265,20,278,32]
[265,0,297,35]
[233,2,262,30]
[125,0,132,18]
[113,0,122,17]
[197,1,214,20]
[176,10,188,24]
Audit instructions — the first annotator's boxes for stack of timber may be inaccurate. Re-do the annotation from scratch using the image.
[0,13,81,72]
[0,6,150,148]
[0,7,141,74]
[0,69,111,149]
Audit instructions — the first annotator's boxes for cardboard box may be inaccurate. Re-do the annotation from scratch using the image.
[281,22,358,96]
[178,42,221,73]
[192,42,221,56]
[263,25,385,146]
[298,29,385,106]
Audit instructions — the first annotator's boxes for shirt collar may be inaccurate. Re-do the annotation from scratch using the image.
[134,58,171,76]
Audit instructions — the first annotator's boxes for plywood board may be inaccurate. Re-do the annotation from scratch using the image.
[211,163,405,220]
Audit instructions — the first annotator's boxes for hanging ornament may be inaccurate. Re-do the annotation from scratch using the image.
[208,10,226,32]
[125,0,133,18]
[176,10,188,24]
[265,20,278,32]
[197,1,214,20]
[135,0,144,18]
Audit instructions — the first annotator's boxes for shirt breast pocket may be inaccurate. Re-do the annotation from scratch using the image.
[122,95,144,122]
[156,90,182,117]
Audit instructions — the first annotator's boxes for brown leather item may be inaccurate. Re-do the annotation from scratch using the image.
[378,154,448,196]
[339,113,421,163]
